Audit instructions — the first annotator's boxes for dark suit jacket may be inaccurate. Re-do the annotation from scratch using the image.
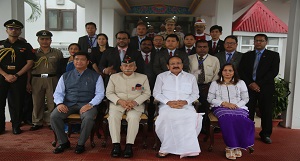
[78,35,98,53]
[215,51,243,70]
[238,49,280,90]
[178,46,196,55]
[99,47,145,86]
[129,36,152,51]
[137,51,156,92]
[208,40,225,56]
[153,49,189,75]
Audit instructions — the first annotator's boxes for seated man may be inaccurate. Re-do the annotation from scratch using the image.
[106,55,151,158]
[50,52,105,154]
[153,56,203,158]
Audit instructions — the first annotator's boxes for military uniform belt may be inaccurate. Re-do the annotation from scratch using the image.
[32,74,56,78]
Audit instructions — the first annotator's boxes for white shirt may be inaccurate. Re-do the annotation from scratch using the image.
[207,80,249,110]
[141,51,151,62]
[153,71,199,105]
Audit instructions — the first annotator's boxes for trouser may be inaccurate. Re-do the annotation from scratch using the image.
[247,88,274,138]
[50,104,98,145]
[198,83,211,132]
[31,77,58,125]
[108,108,142,144]
[0,75,26,130]
[8,90,33,123]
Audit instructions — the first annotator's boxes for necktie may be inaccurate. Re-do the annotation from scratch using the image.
[120,50,125,61]
[156,48,160,52]
[252,52,261,81]
[145,54,149,64]
[226,53,232,63]
[89,37,93,47]
[212,42,216,51]
[187,48,191,55]
[198,56,205,84]
[169,51,173,57]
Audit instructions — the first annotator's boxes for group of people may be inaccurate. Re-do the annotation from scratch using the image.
[0,17,280,160]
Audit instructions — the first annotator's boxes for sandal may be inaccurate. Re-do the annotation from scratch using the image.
[225,148,236,160]
[156,152,169,158]
[234,148,242,158]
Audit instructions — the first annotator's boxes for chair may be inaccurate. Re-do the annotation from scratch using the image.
[101,100,150,149]
[152,100,200,150]
[51,102,107,148]
[204,112,254,153]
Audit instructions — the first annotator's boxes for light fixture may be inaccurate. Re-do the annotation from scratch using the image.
[145,17,148,19]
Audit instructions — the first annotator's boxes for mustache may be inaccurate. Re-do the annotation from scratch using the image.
[172,67,180,69]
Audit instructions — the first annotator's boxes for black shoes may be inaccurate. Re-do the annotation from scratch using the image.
[53,141,71,154]
[29,125,43,131]
[111,143,121,157]
[123,144,133,158]
[75,144,85,154]
[261,136,272,144]
[13,127,22,135]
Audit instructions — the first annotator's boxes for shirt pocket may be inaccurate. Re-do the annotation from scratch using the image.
[205,65,214,76]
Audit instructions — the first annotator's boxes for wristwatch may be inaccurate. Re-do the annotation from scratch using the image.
[88,103,94,107]
[14,73,19,78]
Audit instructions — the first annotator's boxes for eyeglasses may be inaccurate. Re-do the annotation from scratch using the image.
[254,40,266,43]
[169,62,182,66]
[7,27,21,31]
[117,38,128,41]
[225,42,236,45]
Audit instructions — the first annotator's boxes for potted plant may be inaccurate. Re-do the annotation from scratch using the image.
[272,77,290,127]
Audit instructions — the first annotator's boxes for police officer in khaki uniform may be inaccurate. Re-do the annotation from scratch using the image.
[157,18,184,48]
[106,55,151,158]
[29,30,63,131]
[0,19,35,134]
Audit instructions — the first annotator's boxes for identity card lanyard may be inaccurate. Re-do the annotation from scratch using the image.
[197,54,208,65]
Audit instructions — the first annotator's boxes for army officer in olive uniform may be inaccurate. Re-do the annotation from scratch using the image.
[0,19,35,134]
[29,30,63,131]
[106,55,151,158]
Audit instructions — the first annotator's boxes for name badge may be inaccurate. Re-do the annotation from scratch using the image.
[88,48,92,53]
[7,65,16,70]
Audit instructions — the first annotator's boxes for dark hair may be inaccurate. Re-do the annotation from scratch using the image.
[210,25,223,33]
[184,33,196,40]
[254,33,268,41]
[167,56,183,65]
[85,22,97,28]
[140,38,153,46]
[224,35,238,43]
[195,39,208,46]
[216,63,239,85]
[97,33,109,48]
[166,34,179,42]
[68,43,81,50]
[136,22,147,28]
[115,31,130,39]
[73,51,90,60]
[153,35,164,41]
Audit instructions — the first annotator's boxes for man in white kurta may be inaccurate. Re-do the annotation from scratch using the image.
[153,56,203,158]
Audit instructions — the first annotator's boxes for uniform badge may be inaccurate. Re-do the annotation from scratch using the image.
[19,48,26,52]
[42,31,47,36]
[132,83,144,91]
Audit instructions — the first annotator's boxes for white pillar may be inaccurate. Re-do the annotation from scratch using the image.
[283,0,300,129]
[0,0,25,39]
[215,0,233,39]
[102,9,124,46]
[85,0,102,32]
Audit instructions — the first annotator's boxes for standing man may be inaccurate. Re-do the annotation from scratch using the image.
[239,34,280,144]
[153,34,189,75]
[189,39,220,133]
[106,56,151,158]
[99,31,144,87]
[179,33,196,55]
[194,19,211,41]
[51,52,105,154]
[152,35,165,53]
[215,35,243,69]
[129,22,150,51]
[78,22,97,54]
[154,56,203,158]
[208,25,225,55]
[0,19,35,134]
[30,30,63,131]
[158,18,184,48]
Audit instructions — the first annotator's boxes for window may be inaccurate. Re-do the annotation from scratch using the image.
[238,36,279,53]
[46,8,76,31]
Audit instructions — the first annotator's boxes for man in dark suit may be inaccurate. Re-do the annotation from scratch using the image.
[129,22,150,51]
[152,35,165,53]
[239,34,280,144]
[153,34,189,75]
[208,25,224,56]
[215,35,243,69]
[78,22,98,54]
[178,33,196,55]
[99,31,144,87]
